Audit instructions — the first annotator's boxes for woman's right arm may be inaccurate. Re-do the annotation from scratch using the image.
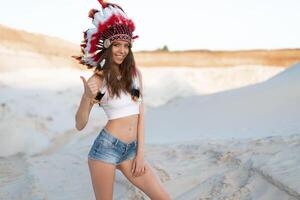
[75,74,103,131]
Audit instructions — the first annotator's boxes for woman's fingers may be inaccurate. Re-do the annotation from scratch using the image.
[132,160,147,177]
[138,166,146,177]
[133,162,140,177]
[81,76,100,98]
[81,76,93,99]
[131,160,136,174]
[141,166,145,175]
[89,85,99,95]
[135,165,146,177]
[80,75,102,104]
[134,168,140,177]
[87,81,98,88]
[80,76,93,96]
[137,168,142,177]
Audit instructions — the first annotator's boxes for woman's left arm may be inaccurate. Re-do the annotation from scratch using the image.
[136,67,145,157]
[132,68,146,177]
[136,98,145,157]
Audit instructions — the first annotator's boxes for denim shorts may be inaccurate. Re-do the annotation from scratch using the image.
[88,128,138,165]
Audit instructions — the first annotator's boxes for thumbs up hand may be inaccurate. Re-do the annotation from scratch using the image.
[80,76,99,101]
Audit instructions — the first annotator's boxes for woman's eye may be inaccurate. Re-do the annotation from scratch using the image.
[113,43,129,48]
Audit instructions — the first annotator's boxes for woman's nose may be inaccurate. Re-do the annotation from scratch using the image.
[119,45,126,53]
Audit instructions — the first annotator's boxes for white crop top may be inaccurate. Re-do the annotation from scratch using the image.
[99,82,141,120]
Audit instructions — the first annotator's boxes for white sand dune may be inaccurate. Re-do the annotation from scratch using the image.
[145,63,300,144]
[141,65,284,108]
[0,64,283,158]
[1,63,299,200]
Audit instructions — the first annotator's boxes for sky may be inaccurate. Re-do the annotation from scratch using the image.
[1,0,300,51]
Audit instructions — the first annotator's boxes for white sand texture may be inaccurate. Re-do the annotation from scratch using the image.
[0,61,299,200]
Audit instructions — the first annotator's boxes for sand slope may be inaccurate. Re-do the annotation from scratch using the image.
[145,63,300,144]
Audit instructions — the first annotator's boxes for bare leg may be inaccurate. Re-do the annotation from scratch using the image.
[117,159,172,200]
[88,158,116,200]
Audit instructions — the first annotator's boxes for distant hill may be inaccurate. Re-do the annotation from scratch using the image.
[0,24,84,71]
[134,49,300,68]
[1,24,299,69]
[0,24,78,57]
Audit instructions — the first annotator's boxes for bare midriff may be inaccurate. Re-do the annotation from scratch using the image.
[104,114,139,144]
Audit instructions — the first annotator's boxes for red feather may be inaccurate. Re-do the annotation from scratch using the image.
[92,53,101,63]
[98,0,107,8]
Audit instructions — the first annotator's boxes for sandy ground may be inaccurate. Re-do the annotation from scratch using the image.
[1,63,300,199]
[1,134,299,200]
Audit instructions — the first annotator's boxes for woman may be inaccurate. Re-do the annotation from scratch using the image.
[74,1,171,199]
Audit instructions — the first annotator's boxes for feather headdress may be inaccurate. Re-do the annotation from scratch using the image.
[73,0,141,102]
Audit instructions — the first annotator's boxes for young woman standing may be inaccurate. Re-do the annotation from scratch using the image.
[74,1,172,199]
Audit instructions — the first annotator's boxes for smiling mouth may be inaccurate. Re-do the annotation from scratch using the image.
[116,55,125,59]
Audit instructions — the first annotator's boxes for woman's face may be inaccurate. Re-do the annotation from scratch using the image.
[111,40,130,65]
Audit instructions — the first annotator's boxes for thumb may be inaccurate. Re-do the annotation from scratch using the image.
[80,76,87,86]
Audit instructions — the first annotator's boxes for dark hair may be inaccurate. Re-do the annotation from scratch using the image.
[95,43,136,98]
